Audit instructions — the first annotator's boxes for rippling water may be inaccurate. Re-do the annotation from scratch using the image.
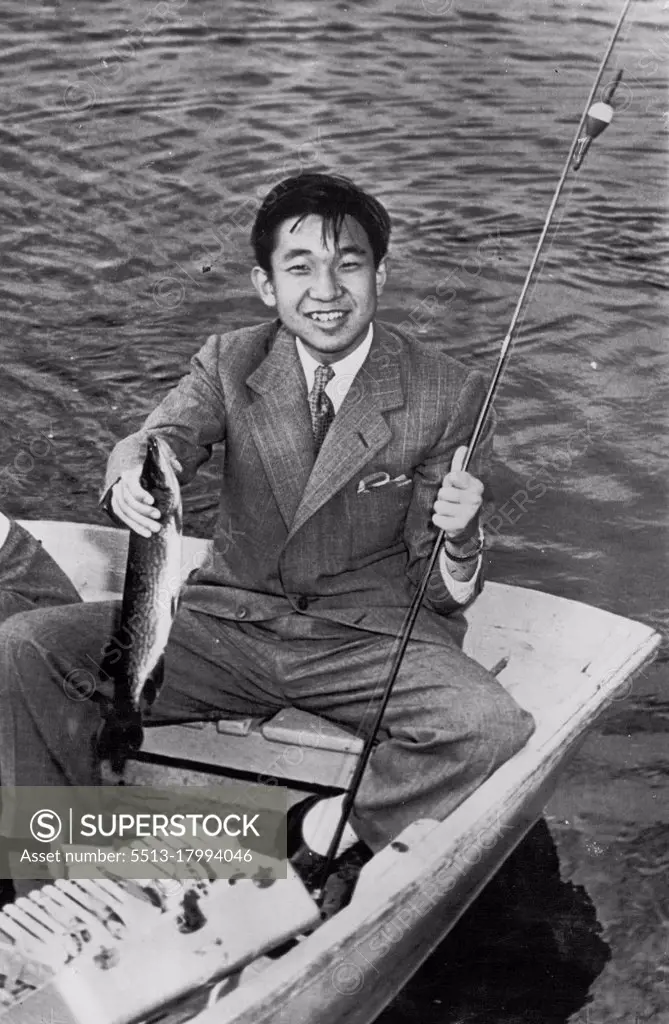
[1,0,668,1020]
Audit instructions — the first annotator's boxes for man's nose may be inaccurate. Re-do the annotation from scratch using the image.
[309,267,341,302]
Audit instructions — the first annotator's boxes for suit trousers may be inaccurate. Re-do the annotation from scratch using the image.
[0,522,534,853]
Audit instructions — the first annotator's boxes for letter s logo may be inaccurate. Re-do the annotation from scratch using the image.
[30,809,63,843]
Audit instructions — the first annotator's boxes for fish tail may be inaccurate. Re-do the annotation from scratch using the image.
[96,705,144,775]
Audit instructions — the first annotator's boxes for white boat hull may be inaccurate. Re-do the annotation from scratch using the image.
[14,520,660,1023]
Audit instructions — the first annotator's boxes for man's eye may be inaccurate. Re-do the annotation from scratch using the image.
[340,261,362,270]
[287,264,310,273]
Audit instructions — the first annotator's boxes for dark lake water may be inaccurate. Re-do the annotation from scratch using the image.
[1,0,668,1020]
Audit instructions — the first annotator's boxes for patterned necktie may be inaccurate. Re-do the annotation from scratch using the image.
[308,363,335,453]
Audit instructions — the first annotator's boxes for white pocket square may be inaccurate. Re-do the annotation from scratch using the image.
[357,472,412,494]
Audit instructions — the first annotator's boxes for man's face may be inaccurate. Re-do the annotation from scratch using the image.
[251,214,387,364]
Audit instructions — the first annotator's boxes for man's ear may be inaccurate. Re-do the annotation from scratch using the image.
[375,257,388,296]
[251,266,277,308]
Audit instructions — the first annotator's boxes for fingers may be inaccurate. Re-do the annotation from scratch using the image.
[450,445,468,475]
[446,474,475,494]
[432,499,482,537]
[111,470,161,538]
[111,492,160,538]
[435,477,484,505]
[433,456,483,537]
[433,495,482,519]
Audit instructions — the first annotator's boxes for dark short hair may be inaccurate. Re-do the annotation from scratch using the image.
[251,172,391,274]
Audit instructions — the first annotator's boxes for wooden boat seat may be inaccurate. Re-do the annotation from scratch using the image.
[137,708,363,790]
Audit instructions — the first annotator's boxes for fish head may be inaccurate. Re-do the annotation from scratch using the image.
[141,435,182,519]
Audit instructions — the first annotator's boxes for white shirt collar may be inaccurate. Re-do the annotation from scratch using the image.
[295,323,374,412]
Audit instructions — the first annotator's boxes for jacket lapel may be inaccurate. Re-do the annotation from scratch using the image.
[245,324,315,530]
[288,323,405,540]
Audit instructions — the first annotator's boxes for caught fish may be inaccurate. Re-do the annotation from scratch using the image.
[97,434,183,774]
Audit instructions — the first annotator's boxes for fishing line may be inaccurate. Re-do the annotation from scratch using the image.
[315,0,634,899]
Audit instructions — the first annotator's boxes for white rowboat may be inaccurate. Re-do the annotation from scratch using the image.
[5,519,659,1024]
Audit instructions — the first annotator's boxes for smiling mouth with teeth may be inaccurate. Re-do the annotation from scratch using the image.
[306,311,347,322]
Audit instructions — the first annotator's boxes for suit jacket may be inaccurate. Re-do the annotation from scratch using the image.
[103,319,493,649]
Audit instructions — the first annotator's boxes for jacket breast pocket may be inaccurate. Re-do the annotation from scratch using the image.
[345,481,415,554]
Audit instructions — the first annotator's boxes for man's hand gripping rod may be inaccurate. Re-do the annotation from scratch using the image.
[314,1,631,900]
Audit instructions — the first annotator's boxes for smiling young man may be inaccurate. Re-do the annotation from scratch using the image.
[0,172,534,892]
[250,207,385,365]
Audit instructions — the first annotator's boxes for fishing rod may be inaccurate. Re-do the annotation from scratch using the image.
[314,0,633,899]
